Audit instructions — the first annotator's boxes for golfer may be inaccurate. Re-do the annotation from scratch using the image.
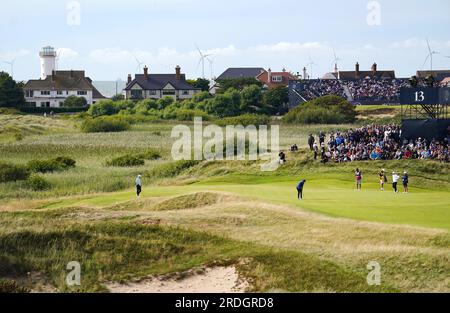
[135,174,142,199]
[402,171,409,193]
[379,169,387,191]
[355,168,362,190]
[296,180,306,200]
[392,172,400,193]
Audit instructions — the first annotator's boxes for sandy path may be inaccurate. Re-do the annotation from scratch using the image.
[106,266,248,293]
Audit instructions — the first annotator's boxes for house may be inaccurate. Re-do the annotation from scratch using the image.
[23,46,105,108]
[255,68,297,88]
[327,62,396,80]
[124,66,200,100]
[416,70,450,82]
[216,67,266,80]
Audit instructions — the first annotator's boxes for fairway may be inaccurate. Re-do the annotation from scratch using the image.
[45,176,450,230]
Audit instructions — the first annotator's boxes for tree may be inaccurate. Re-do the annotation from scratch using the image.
[0,72,25,107]
[205,88,240,117]
[216,78,262,93]
[263,86,289,115]
[63,95,87,108]
[187,78,210,92]
[111,94,125,101]
[240,85,263,113]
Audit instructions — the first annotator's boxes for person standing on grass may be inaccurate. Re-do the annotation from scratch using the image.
[355,168,362,190]
[135,174,142,200]
[392,172,400,193]
[379,169,387,191]
[296,180,306,200]
[402,171,409,193]
[308,134,315,151]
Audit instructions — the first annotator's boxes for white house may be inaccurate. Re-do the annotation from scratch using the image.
[23,46,105,107]
[124,65,200,100]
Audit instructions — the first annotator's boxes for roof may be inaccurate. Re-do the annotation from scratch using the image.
[124,73,197,91]
[416,70,450,81]
[24,70,105,98]
[216,67,266,80]
[256,70,297,88]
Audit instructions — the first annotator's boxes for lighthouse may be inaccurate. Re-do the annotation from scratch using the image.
[39,46,56,80]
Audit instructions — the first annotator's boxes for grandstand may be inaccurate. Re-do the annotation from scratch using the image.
[288,63,450,107]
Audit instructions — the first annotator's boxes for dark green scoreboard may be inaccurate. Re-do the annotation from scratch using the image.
[400,87,450,105]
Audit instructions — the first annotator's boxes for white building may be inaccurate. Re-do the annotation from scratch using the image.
[124,65,200,100]
[23,46,105,108]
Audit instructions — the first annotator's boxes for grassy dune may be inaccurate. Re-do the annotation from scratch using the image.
[0,112,449,292]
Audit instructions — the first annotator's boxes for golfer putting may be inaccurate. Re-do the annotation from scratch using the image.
[296,179,306,200]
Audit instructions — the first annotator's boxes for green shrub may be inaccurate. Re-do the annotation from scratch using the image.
[148,160,199,178]
[107,155,145,167]
[0,279,30,293]
[0,162,29,183]
[283,95,356,124]
[138,149,162,160]
[26,174,52,191]
[215,114,270,126]
[80,116,130,133]
[175,109,210,121]
[27,157,76,173]
[53,156,76,168]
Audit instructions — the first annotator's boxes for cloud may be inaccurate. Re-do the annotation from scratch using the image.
[56,48,78,59]
[391,38,450,49]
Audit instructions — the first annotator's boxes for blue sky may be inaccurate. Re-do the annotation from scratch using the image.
[1,0,449,81]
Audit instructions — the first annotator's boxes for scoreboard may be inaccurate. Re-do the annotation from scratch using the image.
[400,87,450,105]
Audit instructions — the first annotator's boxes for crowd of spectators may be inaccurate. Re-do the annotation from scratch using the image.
[309,124,449,163]
[294,78,432,103]
[299,79,346,100]
[347,78,404,102]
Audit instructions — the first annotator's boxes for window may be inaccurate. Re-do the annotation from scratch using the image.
[182,90,190,95]
[162,90,176,95]
[131,90,143,99]
[25,90,34,97]
[41,91,50,95]
[271,76,283,82]
[149,90,157,95]
[77,91,87,95]
[57,91,64,95]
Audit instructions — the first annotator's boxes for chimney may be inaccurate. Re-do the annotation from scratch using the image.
[371,62,377,76]
[127,74,132,84]
[51,70,56,81]
[267,68,272,83]
[70,70,74,78]
[143,66,148,80]
[175,65,181,80]
[355,62,360,79]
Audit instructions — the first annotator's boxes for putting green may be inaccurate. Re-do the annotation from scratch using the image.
[52,176,450,231]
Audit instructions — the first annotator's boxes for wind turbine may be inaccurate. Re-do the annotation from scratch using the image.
[332,48,341,73]
[422,38,439,71]
[3,59,15,78]
[195,43,212,79]
[305,54,317,79]
[133,55,144,72]
[206,55,215,81]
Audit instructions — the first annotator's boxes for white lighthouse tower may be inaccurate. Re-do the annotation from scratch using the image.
[39,46,57,80]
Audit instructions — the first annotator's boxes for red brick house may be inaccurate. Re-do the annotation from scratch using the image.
[256,68,297,88]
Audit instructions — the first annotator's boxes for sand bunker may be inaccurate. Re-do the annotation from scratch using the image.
[106,266,248,293]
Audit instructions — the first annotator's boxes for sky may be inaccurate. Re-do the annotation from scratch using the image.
[0,0,449,81]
